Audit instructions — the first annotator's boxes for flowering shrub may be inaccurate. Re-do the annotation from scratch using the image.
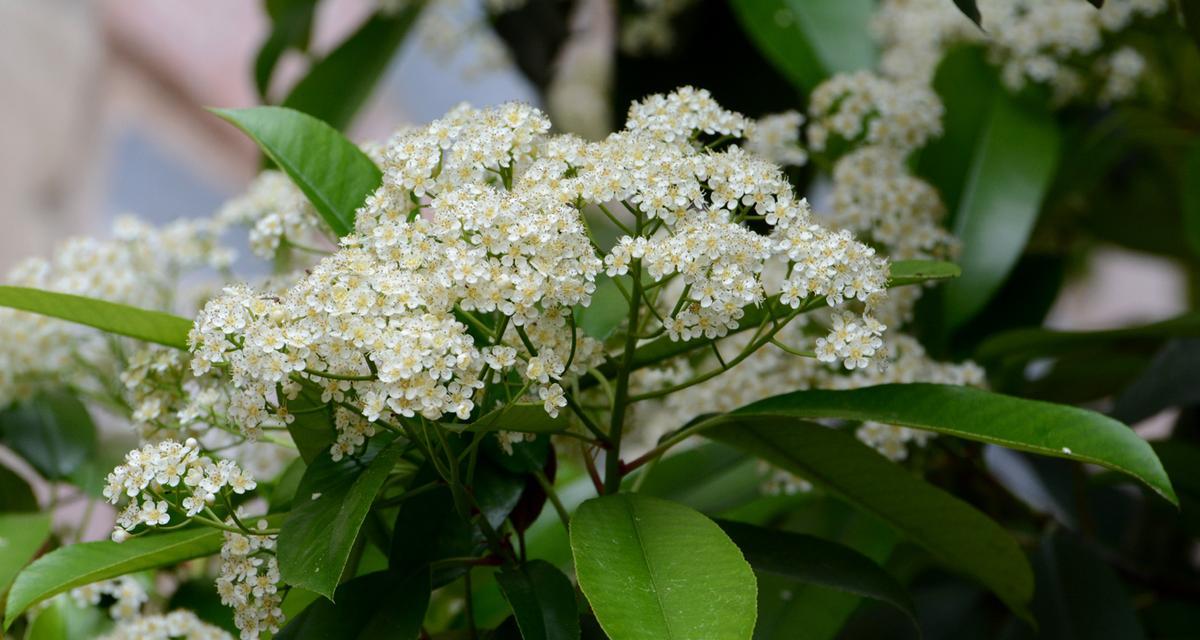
[1,1,1197,638]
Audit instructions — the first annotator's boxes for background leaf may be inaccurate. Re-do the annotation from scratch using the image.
[0,286,191,350]
[280,6,423,132]
[5,528,223,628]
[716,519,917,632]
[570,494,757,640]
[0,461,37,512]
[706,418,1034,619]
[24,596,110,640]
[1,390,96,480]
[495,560,580,640]
[277,569,430,639]
[278,437,405,600]
[731,0,876,92]
[0,513,51,602]
[254,0,318,100]
[716,383,1175,503]
[212,106,382,237]
[918,47,1062,330]
[1182,142,1200,256]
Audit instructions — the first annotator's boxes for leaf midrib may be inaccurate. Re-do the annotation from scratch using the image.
[624,496,675,639]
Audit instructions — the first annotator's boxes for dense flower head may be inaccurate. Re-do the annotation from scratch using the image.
[191,87,892,459]
[806,71,944,154]
[873,0,1168,104]
[218,170,325,260]
[217,523,284,639]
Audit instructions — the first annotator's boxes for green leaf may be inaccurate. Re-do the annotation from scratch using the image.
[887,260,961,287]
[1112,339,1200,424]
[390,482,481,586]
[281,7,423,132]
[285,383,338,463]
[731,0,876,92]
[212,106,382,237]
[570,494,757,640]
[458,403,569,435]
[0,286,191,350]
[0,512,51,601]
[1182,143,1200,257]
[713,383,1175,504]
[255,0,319,100]
[1,390,96,480]
[575,274,629,341]
[278,437,405,600]
[632,442,764,515]
[168,579,239,635]
[952,0,982,27]
[715,520,918,632]
[277,569,431,639]
[5,528,222,628]
[705,418,1034,619]
[918,47,1062,330]
[0,460,38,512]
[1184,0,1200,53]
[495,560,580,640]
[975,312,1200,363]
[25,595,110,640]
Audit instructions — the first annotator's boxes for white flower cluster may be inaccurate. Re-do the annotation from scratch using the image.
[873,0,1168,104]
[806,71,944,154]
[70,577,148,622]
[743,111,808,168]
[217,525,284,639]
[98,610,232,640]
[217,170,325,260]
[191,88,891,458]
[0,216,230,406]
[103,439,257,542]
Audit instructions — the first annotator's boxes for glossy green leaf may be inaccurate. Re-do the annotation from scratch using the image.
[705,418,1034,619]
[715,520,917,631]
[0,513,51,601]
[1182,143,1200,256]
[277,569,430,639]
[254,0,318,100]
[458,403,569,435]
[390,482,481,586]
[281,6,423,132]
[5,528,223,628]
[212,106,382,237]
[495,560,580,640]
[952,0,982,26]
[632,442,764,514]
[975,312,1200,363]
[570,494,757,640]
[0,286,191,349]
[918,47,1062,329]
[286,383,337,464]
[0,460,38,512]
[712,383,1175,504]
[1,390,96,480]
[575,274,629,340]
[731,0,876,91]
[278,437,405,600]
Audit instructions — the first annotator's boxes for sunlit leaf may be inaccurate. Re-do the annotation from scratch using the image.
[0,286,191,350]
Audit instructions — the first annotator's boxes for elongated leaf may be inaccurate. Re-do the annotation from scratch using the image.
[716,520,917,631]
[390,482,481,587]
[496,560,580,640]
[717,383,1175,504]
[918,47,1062,329]
[25,596,110,640]
[0,286,191,349]
[952,0,982,26]
[1,390,96,480]
[286,383,337,464]
[705,418,1034,619]
[1183,143,1200,257]
[570,494,757,640]
[278,437,405,600]
[0,513,51,600]
[731,0,876,91]
[281,6,423,132]
[213,106,382,237]
[5,528,222,628]
[1111,339,1200,424]
[277,569,430,639]
[975,312,1200,363]
[255,0,319,100]
[456,403,568,435]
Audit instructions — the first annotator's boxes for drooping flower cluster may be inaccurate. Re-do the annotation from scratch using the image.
[0,216,230,406]
[70,577,148,622]
[873,0,1169,104]
[191,87,891,460]
[103,439,257,542]
[216,524,284,639]
[806,71,944,154]
[98,610,233,640]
